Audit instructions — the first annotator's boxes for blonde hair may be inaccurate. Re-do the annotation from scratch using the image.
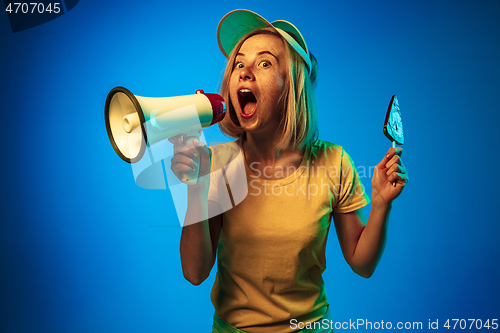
[218,28,318,150]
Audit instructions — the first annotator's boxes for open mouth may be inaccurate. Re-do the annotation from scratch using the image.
[238,88,257,118]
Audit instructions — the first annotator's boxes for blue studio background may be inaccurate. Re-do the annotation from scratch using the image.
[1,0,499,332]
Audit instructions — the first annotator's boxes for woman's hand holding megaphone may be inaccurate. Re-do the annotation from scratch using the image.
[169,133,212,192]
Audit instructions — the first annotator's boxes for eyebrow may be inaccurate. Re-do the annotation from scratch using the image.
[236,51,279,62]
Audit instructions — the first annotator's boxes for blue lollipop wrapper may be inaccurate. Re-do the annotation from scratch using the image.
[383,95,404,145]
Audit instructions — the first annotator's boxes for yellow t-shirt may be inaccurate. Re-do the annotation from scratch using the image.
[208,138,370,333]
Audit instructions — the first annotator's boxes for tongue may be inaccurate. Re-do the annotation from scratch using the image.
[243,102,257,115]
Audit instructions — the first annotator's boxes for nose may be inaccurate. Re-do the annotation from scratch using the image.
[239,67,255,81]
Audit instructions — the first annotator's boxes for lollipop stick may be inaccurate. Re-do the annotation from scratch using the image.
[392,141,396,187]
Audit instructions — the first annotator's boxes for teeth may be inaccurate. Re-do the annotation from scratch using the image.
[239,88,251,93]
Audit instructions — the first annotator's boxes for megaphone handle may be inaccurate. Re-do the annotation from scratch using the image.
[180,130,202,185]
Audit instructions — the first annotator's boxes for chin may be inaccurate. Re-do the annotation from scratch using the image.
[239,118,260,132]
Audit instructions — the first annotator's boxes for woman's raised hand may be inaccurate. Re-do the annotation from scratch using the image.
[371,147,408,206]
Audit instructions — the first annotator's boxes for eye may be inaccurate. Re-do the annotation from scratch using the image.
[259,61,271,68]
[235,62,245,69]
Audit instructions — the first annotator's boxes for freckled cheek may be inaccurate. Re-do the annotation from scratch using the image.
[271,72,285,93]
[271,80,285,99]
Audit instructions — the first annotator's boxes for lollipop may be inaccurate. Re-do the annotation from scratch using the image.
[383,95,404,186]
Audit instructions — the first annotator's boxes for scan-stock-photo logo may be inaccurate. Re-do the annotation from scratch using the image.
[3,0,79,32]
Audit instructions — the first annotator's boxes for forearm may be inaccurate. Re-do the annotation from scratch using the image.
[179,189,215,285]
[342,146,407,278]
[350,198,392,278]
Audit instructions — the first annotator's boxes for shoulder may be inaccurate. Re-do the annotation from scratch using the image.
[308,139,360,172]
[308,138,345,161]
[209,139,240,156]
[209,139,242,171]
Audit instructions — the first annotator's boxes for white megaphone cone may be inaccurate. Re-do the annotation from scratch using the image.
[105,86,226,185]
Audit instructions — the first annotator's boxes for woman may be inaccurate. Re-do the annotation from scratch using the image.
[170,9,408,333]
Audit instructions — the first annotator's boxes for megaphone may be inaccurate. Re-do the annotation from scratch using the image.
[105,86,226,159]
[105,86,226,185]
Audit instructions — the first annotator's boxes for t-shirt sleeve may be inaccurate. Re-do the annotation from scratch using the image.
[206,142,246,216]
[207,147,220,203]
[207,146,230,214]
[333,148,370,213]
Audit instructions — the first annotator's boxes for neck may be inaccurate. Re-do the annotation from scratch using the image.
[243,131,302,165]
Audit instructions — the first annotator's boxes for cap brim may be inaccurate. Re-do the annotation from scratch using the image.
[217,9,270,58]
[217,9,311,73]
[272,20,309,55]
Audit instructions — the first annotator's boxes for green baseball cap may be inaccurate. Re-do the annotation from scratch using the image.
[217,9,312,74]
